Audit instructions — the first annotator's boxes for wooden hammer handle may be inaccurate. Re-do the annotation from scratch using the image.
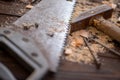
[92,16,120,42]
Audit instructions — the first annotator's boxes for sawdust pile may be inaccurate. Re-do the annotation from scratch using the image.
[65,27,114,64]
[64,0,119,64]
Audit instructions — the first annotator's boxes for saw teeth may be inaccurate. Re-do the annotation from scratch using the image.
[69,0,77,23]
[63,0,77,48]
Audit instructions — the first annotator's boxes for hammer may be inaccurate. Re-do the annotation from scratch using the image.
[71,4,120,43]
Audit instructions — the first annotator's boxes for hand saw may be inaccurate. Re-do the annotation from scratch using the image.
[13,0,76,72]
[0,0,76,79]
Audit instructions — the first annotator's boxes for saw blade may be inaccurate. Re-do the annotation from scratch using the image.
[13,0,76,72]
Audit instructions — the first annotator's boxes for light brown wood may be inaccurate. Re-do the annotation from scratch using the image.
[93,16,120,42]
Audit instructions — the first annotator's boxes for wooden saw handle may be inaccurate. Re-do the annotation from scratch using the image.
[92,16,120,42]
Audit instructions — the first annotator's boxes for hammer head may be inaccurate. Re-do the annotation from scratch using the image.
[71,4,113,32]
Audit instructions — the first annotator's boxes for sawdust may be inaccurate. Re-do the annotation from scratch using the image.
[65,0,118,64]
[65,27,115,64]
[72,0,101,19]
[22,22,38,30]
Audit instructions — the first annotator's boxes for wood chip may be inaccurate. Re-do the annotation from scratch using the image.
[70,36,84,47]
[117,17,120,23]
[110,3,117,9]
[74,37,84,47]
[102,1,110,5]
[26,4,33,9]
[79,30,89,38]
[65,48,73,55]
